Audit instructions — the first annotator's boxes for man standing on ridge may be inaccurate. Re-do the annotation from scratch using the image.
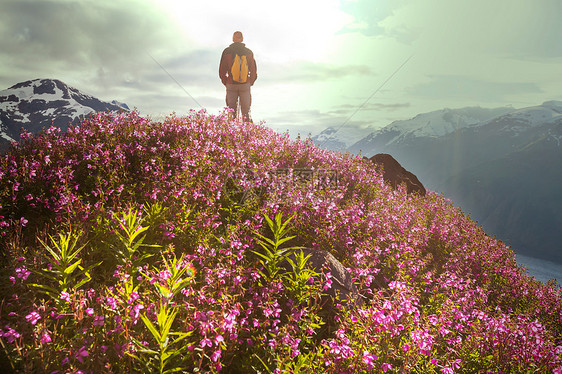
[219,31,257,122]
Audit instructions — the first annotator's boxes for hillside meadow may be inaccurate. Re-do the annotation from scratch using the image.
[0,110,561,373]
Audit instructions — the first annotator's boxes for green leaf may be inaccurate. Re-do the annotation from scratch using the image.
[83,260,103,273]
[67,240,87,261]
[30,269,58,283]
[278,213,294,233]
[251,249,274,263]
[275,235,296,248]
[132,347,159,356]
[141,314,162,343]
[263,214,275,230]
[74,274,92,290]
[63,259,82,275]
[255,234,276,248]
[160,308,178,339]
[163,367,187,374]
[28,283,59,297]
[39,238,61,263]
[170,332,191,346]
[128,226,149,244]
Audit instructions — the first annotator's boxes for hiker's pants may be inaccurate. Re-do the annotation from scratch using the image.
[226,83,252,121]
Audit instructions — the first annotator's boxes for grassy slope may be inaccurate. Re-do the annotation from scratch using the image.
[0,111,560,373]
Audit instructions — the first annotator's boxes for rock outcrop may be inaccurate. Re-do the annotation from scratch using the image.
[281,248,360,306]
[368,153,426,196]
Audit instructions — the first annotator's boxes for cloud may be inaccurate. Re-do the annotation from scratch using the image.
[0,0,187,98]
[145,50,218,88]
[500,1,562,59]
[408,75,542,102]
[261,106,382,141]
[2,0,560,134]
[260,61,373,84]
[0,0,177,66]
[264,109,346,136]
[339,0,409,37]
[0,0,226,115]
[339,0,562,59]
[121,91,223,118]
[331,102,410,115]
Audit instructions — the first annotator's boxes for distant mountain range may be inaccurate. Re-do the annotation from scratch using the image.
[311,125,369,152]
[316,102,562,263]
[3,79,560,264]
[0,78,128,150]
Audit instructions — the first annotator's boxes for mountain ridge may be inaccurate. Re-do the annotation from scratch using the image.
[339,101,562,264]
[0,78,128,150]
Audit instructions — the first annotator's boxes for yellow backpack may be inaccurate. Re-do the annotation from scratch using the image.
[231,54,249,83]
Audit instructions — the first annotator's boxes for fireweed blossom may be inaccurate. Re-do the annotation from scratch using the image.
[60,291,71,303]
[40,333,51,344]
[15,266,30,281]
[25,311,41,325]
[93,315,104,326]
[0,110,560,372]
[75,346,89,363]
[2,326,20,344]
[362,350,377,369]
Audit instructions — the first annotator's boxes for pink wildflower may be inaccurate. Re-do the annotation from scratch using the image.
[215,334,224,346]
[75,346,89,363]
[15,267,30,280]
[25,311,41,325]
[382,363,393,372]
[200,338,213,348]
[60,291,71,303]
[41,333,52,344]
[127,292,139,304]
[211,350,221,362]
[323,272,333,291]
[2,326,20,343]
[158,270,172,280]
[362,351,377,369]
[106,297,117,309]
[129,304,144,321]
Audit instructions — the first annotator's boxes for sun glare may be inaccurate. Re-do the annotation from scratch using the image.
[158,0,351,63]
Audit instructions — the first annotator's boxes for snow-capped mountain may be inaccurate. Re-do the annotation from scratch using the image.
[343,101,562,264]
[480,100,562,136]
[311,125,372,152]
[348,106,515,155]
[0,78,128,149]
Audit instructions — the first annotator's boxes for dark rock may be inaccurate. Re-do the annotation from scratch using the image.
[34,79,56,95]
[368,153,426,196]
[280,247,362,341]
[281,248,360,306]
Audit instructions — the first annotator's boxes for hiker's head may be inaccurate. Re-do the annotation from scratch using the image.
[233,31,243,43]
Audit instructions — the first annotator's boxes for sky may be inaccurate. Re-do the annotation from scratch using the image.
[1,0,561,140]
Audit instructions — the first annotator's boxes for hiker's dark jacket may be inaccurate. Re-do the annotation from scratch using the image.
[219,42,257,85]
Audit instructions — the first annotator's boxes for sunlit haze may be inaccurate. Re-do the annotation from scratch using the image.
[1,0,561,137]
